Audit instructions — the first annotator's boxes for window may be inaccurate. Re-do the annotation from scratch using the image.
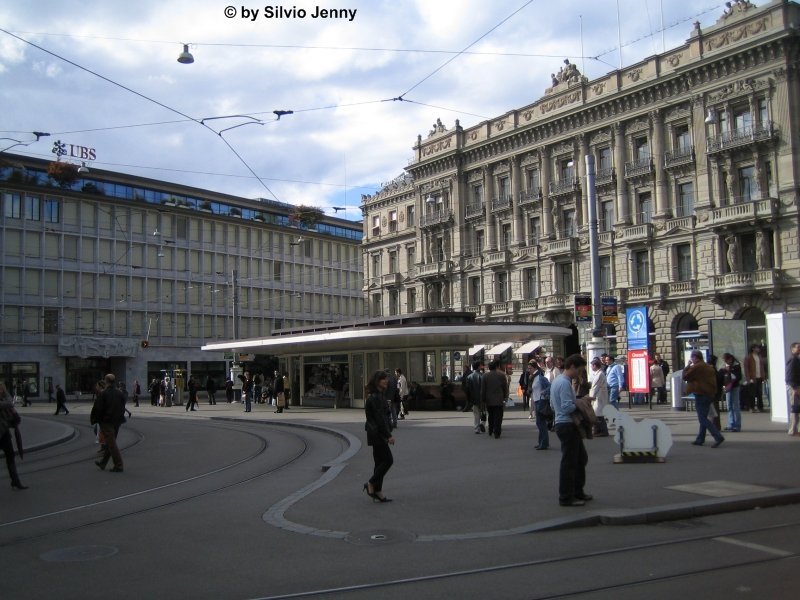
[498,176,510,201]
[371,215,380,236]
[600,201,614,232]
[389,210,397,233]
[599,256,612,291]
[677,182,694,217]
[371,293,382,317]
[475,230,485,256]
[273,262,282,281]
[739,166,755,202]
[407,288,416,313]
[469,277,481,305]
[176,216,188,240]
[676,244,692,281]
[529,216,541,245]
[371,254,381,278]
[389,290,399,316]
[4,192,22,219]
[675,125,691,152]
[734,107,752,133]
[496,272,509,302]
[638,192,652,224]
[598,147,612,171]
[528,168,540,193]
[389,250,398,273]
[44,198,60,223]
[406,205,415,227]
[406,247,415,274]
[43,308,59,334]
[758,98,768,126]
[524,268,538,298]
[472,183,483,205]
[558,263,573,293]
[563,209,576,237]
[634,250,650,285]
[501,223,512,250]
[635,137,650,161]
[25,196,40,221]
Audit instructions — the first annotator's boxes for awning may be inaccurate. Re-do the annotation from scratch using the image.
[468,344,485,356]
[514,340,546,356]
[485,342,513,356]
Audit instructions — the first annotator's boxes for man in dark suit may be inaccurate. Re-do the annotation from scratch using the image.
[481,360,509,438]
[54,384,69,415]
[91,374,126,472]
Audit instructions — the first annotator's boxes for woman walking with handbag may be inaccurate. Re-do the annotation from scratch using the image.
[363,370,395,503]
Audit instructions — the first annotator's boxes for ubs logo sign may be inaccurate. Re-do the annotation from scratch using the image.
[51,139,97,161]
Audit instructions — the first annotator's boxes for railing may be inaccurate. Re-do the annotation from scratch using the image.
[519,299,538,311]
[416,261,452,277]
[540,294,571,309]
[667,280,697,296]
[545,238,577,254]
[419,209,453,228]
[484,250,510,267]
[664,146,695,169]
[712,268,781,292]
[515,245,540,260]
[464,202,484,219]
[594,167,615,185]
[381,273,401,286]
[624,156,653,178]
[491,196,512,212]
[619,223,653,242]
[710,198,776,227]
[492,301,514,314]
[549,178,578,196]
[707,122,775,154]
[519,188,543,206]
[665,216,695,231]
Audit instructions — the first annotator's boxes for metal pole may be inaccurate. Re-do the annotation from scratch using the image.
[586,154,603,362]
[232,268,239,341]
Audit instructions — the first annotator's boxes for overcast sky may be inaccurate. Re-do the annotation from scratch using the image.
[1,0,728,220]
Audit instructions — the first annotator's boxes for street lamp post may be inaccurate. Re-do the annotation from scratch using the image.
[585,154,604,362]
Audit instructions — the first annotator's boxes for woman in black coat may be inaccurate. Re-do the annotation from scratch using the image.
[364,370,395,502]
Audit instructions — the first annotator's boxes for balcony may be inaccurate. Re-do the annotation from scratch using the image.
[710,198,777,228]
[460,255,483,271]
[666,280,697,297]
[712,268,783,295]
[664,215,695,233]
[514,245,540,261]
[419,209,454,228]
[706,122,776,154]
[544,237,577,255]
[464,202,484,219]
[627,284,664,301]
[465,304,484,316]
[491,196,512,213]
[624,156,653,178]
[594,167,615,186]
[381,273,401,287]
[519,299,538,311]
[549,178,578,197]
[491,301,517,316]
[664,146,695,169]
[540,294,571,310]
[619,222,654,243]
[416,261,452,278]
[519,188,542,207]
[484,249,511,268]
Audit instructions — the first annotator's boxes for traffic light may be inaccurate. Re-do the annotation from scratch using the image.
[141,340,150,348]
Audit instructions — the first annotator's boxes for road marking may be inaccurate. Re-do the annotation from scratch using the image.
[714,536,794,557]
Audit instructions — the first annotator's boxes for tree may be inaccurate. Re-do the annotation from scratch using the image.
[289,205,324,229]
[47,161,79,188]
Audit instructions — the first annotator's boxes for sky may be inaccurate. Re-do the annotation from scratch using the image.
[0,0,730,220]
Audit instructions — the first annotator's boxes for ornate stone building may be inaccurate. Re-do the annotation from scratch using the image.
[361,0,800,365]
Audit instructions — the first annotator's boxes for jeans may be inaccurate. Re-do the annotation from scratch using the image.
[726,387,741,430]
[694,394,723,443]
[555,422,588,502]
[608,386,620,407]
[534,400,550,448]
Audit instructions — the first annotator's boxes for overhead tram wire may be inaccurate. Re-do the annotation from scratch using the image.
[0,28,281,202]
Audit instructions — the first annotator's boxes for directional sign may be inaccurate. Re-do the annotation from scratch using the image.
[626,306,649,351]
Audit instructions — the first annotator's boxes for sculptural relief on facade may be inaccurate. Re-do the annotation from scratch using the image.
[58,336,139,359]
[428,118,448,137]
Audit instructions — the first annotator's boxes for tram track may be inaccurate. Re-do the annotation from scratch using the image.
[245,518,800,600]
[0,422,311,548]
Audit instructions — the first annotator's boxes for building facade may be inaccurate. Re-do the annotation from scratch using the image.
[0,154,364,398]
[361,0,800,367]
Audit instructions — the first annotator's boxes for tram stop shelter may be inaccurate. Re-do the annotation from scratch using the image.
[202,312,571,409]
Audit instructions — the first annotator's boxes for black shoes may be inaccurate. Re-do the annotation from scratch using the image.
[95,461,106,471]
[711,437,725,448]
[11,482,28,490]
[559,498,585,507]
[109,467,124,473]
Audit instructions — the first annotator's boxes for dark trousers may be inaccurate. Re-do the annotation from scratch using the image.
[751,379,764,411]
[487,405,504,437]
[98,423,123,470]
[55,399,69,414]
[555,422,588,502]
[1,431,22,486]
[369,441,393,493]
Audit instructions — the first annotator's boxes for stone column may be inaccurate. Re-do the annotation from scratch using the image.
[483,167,497,251]
[511,155,524,247]
[541,148,553,237]
[613,123,629,224]
[651,110,668,218]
